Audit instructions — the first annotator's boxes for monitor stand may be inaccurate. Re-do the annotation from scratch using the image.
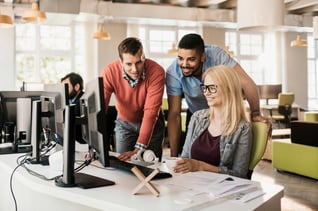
[54,104,115,189]
[55,172,115,189]
[29,100,49,165]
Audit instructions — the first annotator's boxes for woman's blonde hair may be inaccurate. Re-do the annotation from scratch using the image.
[202,65,249,135]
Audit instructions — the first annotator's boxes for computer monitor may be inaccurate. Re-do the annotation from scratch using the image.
[0,91,42,152]
[30,83,69,164]
[55,77,114,189]
[257,84,282,105]
[41,83,69,141]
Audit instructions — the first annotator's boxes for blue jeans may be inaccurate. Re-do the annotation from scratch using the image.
[115,111,165,161]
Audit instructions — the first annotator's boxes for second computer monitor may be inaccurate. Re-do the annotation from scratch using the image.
[80,77,111,167]
[41,83,69,141]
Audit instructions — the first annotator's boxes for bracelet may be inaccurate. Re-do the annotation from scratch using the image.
[134,143,147,150]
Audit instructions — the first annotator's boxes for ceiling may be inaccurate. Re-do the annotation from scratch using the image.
[79,0,317,31]
[109,0,318,15]
[1,0,318,31]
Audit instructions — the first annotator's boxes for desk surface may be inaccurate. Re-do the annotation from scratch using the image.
[0,153,284,211]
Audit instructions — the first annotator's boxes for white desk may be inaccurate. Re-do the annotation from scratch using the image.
[261,104,300,120]
[0,153,284,211]
[272,128,291,138]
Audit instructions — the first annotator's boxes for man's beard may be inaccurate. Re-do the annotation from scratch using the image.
[182,66,200,78]
[182,62,203,78]
[69,89,77,99]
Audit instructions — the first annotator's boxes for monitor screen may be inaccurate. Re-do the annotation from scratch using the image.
[55,77,114,189]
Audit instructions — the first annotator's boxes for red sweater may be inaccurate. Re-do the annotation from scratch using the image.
[100,59,165,147]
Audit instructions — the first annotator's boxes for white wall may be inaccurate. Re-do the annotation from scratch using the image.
[0,27,16,91]
[202,27,226,47]
[96,22,128,76]
[283,32,308,109]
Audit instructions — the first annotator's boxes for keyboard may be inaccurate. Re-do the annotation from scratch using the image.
[108,155,172,180]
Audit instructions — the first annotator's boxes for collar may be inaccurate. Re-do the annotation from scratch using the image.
[122,66,146,88]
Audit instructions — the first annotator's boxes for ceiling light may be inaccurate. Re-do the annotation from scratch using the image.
[93,24,111,40]
[167,43,178,54]
[290,35,307,47]
[22,1,47,22]
[0,13,13,27]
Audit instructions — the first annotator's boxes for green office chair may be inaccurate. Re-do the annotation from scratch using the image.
[271,92,295,128]
[247,122,271,179]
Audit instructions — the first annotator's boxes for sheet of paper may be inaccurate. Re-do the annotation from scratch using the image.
[159,171,264,203]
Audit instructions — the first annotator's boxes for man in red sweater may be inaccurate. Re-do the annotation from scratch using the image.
[100,37,165,161]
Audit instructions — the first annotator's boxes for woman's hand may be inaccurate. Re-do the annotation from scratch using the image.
[174,158,201,173]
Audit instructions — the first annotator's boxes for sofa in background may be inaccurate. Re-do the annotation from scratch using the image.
[272,121,318,180]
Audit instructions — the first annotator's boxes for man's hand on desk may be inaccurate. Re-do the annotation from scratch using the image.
[118,148,139,161]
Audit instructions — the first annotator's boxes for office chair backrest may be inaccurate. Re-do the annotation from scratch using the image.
[247,122,270,179]
[278,93,295,106]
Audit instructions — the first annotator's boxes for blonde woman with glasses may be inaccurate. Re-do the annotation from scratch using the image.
[173,65,252,179]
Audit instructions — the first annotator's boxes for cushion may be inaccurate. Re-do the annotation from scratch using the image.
[291,121,318,147]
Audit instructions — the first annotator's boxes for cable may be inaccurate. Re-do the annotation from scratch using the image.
[10,155,28,211]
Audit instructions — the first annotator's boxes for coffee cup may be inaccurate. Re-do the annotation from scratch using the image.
[165,157,181,175]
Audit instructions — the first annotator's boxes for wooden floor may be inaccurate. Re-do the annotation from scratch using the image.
[250,160,318,211]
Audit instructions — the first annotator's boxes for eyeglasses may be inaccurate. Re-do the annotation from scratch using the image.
[200,84,218,94]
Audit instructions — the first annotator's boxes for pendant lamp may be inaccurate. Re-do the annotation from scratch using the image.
[225,46,234,57]
[93,23,111,40]
[167,43,178,55]
[22,1,47,22]
[290,35,307,47]
[0,13,13,27]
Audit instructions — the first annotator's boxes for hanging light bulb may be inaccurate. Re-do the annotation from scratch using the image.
[93,23,111,40]
[290,35,307,47]
[167,43,178,54]
[22,1,47,22]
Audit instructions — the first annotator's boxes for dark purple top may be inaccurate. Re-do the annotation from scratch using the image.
[191,128,221,166]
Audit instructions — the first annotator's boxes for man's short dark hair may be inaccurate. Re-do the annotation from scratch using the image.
[61,72,83,91]
[178,33,205,54]
[118,37,143,60]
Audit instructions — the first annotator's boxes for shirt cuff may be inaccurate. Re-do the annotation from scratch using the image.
[135,142,147,150]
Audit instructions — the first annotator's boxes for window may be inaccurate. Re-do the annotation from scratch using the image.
[225,31,278,85]
[138,26,200,69]
[307,35,318,109]
[15,22,86,89]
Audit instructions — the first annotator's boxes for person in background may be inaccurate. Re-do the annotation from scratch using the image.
[166,33,268,157]
[61,72,84,116]
[61,72,85,143]
[174,65,252,179]
[100,37,165,161]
